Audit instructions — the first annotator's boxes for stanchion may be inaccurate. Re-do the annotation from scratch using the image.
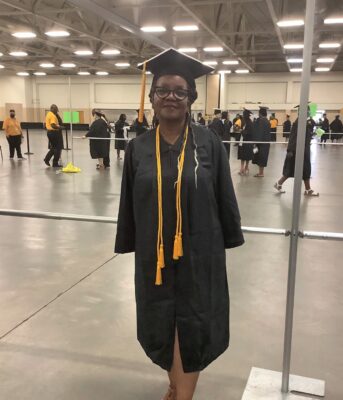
[242,1,325,398]
[24,128,34,155]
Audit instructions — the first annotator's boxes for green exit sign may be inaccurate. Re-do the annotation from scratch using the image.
[63,111,79,123]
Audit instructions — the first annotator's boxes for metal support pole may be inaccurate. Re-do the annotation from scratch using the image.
[68,76,74,164]
[24,128,34,155]
[281,0,316,394]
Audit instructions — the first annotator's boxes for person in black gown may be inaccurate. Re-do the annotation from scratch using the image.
[84,109,110,169]
[237,109,254,175]
[115,49,244,400]
[114,114,129,160]
[283,115,292,141]
[252,106,271,177]
[274,105,319,196]
[330,115,343,142]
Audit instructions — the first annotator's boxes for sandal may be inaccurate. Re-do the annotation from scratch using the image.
[244,168,249,176]
[254,174,264,177]
[162,386,175,400]
[274,182,285,193]
[238,171,245,176]
[304,189,319,196]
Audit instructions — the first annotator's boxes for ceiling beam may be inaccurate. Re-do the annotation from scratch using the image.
[0,0,140,57]
[173,0,254,71]
[67,0,171,52]
[265,0,285,54]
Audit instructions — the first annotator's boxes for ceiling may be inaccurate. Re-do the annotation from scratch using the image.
[0,0,342,76]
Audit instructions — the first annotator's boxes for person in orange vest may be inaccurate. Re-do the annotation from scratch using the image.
[2,109,26,160]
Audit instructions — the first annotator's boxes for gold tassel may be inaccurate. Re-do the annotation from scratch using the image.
[177,234,183,257]
[158,244,165,269]
[138,62,146,123]
[173,235,179,260]
[155,264,162,285]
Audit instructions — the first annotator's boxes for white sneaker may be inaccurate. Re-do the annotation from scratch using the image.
[274,182,285,193]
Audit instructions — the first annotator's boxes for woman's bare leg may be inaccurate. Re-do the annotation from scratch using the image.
[166,330,200,400]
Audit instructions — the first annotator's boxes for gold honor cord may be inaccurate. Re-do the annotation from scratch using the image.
[138,62,146,124]
[155,125,189,285]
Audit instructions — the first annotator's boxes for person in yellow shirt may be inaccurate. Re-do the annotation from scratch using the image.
[44,104,63,167]
[269,113,278,142]
[2,109,25,160]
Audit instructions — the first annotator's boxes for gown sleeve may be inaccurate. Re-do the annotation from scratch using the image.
[114,140,136,253]
[85,121,97,137]
[212,133,245,249]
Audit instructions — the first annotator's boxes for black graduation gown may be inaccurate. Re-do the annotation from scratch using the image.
[115,124,244,372]
[237,119,254,161]
[283,120,291,138]
[209,118,231,159]
[252,117,271,167]
[115,120,129,150]
[330,119,343,140]
[282,119,312,180]
[85,118,110,159]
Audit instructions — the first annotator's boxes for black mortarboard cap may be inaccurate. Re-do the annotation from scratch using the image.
[243,108,252,116]
[214,108,221,115]
[259,106,269,111]
[259,106,269,116]
[137,48,214,89]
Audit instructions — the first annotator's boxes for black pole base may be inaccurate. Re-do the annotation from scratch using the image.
[24,152,34,155]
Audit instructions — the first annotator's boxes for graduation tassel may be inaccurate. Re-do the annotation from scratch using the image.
[155,126,164,285]
[155,264,162,286]
[138,62,146,123]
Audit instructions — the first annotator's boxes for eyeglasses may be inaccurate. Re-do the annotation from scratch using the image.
[154,86,189,101]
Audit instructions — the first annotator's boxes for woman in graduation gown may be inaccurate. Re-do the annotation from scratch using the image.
[237,109,254,175]
[274,106,319,196]
[115,113,129,159]
[84,109,110,169]
[115,49,244,400]
[252,106,271,177]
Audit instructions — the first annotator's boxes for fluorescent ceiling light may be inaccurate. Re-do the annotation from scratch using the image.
[277,19,304,27]
[145,71,152,75]
[96,71,109,75]
[222,60,239,65]
[178,47,197,53]
[10,51,28,57]
[0,52,3,56]
[203,47,223,52]
[0,64,4,69]
[287,58,303,63]
[218,70,231,74]
[115,62,130,67]
[101,49,120,55]
[315,67,330,72]
[45,30,70,37]
[61,63,76,68]
[17,72,30,76]
[319,42,341,48]
[284,43,304,49]
[290,68,302,72]
[74,50,93,56]
[324,17,343,24]
[203,61,218,66]
[235,69,249,74]
[12,31,36,39]
[316,57,334,63]
[78,71,90,75]
[140,26,166,33]
[40,63,55,68]
[173,25,199,31]
[34,72,46,76]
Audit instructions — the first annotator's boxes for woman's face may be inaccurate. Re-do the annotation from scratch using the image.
[152,75,189,123]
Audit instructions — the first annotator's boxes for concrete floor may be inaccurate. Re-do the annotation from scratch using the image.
[0,130,342,399]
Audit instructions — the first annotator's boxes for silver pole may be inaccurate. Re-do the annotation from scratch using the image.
[68,76,74,164]
[281,0,316,393]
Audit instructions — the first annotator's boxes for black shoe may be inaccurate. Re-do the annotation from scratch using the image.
[44,158,50,166]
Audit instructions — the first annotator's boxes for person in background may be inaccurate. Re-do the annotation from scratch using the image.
[237,109,254,175]
[115,113,129,160]
[269,112,278,142]
[274,105,319,196]
[320,113,330,144]
[2,109,25,160]
[221,111,232,159]
[133,109,149,136]
[197,112,205,125]
[232,113,242,145]
[252,106,271,177]
[83,109,111,169]
[44,104,63,167]
[115,48,244,400]
[283,114,292,141]
[330,115,343,142]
